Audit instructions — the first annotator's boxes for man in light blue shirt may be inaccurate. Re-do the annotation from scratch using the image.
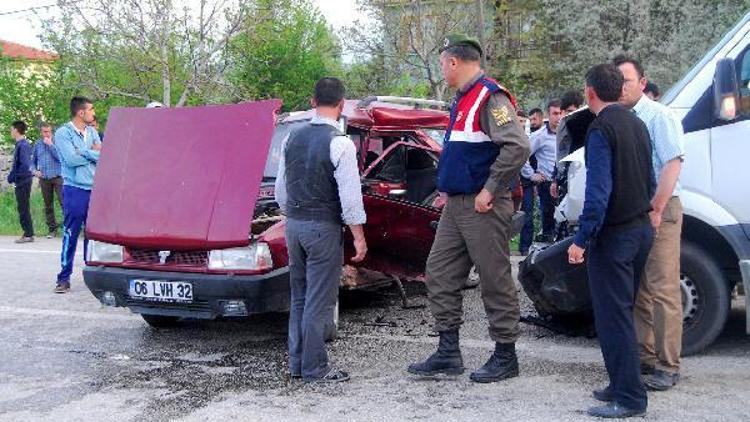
[54,96,101,294]
[615,55,685,391]
[518,99,561,253]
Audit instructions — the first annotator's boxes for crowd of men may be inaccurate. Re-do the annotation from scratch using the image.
[276,33,683,419]
[7,97,102,294]
[6,30,682,419]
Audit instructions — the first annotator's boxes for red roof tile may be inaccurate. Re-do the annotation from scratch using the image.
[0,39,58,62]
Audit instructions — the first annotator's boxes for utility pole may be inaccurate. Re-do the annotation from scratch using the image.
[477,0,487,68]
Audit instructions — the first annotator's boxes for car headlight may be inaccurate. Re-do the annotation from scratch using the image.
[87,240,124,263]
[208,242,273,271]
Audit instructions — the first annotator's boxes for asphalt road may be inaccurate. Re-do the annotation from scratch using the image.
[1,236,749,422]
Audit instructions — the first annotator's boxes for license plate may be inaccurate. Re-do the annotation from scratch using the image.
[129,279,193,302]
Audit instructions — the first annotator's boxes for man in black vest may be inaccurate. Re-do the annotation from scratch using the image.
[274,78,367,383]
[568,64,655,418]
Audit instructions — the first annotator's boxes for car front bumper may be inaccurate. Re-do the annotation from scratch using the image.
[83,265,290,319]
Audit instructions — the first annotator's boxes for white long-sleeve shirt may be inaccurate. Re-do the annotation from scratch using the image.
[521,122,557,180]
[274,115,366,226]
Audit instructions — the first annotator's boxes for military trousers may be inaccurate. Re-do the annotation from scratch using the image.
[426,191,520,343]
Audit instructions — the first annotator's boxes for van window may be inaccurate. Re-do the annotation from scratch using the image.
[737,46,750,115]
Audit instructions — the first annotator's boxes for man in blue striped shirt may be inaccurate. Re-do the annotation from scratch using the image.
[32,122,63,238]
[615,55,685,392]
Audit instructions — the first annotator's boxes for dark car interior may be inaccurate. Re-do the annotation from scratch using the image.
[362,135,439,206]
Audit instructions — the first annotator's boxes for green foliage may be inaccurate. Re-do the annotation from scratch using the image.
[41,10,197,111]
[491,0,750,109]
[228,0,342,111]
[0,187,63,236]
[0,58,68,144]
[342,59,431,99]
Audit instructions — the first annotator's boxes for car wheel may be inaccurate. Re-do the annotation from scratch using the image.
[141,314,180,328]
[680,241,731,356]
[465,266,480,289]
[324,299,339,342]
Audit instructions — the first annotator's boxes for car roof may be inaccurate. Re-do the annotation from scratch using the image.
[280,99,449,131]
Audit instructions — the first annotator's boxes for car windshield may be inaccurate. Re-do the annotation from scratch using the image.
[424,129,447,146]
[263,120,309,179]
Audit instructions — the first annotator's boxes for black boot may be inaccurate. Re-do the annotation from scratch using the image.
[407,329,464,376]
[469,342,519,383]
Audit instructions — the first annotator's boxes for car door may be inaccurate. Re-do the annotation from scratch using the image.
[353,140,441,279]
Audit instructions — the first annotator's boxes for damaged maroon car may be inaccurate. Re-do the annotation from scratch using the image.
[82,97,460,329]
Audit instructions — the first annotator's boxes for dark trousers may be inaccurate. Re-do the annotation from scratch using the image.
[519,183,535,252]
[520,181,556,252]
[538,181,555,238]
[14,179,34,237]
[57,185,91,284]
[286,218,342,379]
[588,223,654,411]
[40,176,63,233]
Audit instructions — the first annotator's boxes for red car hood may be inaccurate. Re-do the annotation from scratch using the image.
[86,100,281,251]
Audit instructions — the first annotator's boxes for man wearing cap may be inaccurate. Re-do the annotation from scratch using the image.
[407,34,529,383]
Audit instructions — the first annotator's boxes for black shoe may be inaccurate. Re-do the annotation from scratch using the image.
[407,329,465,377]
[54,283,71,294]
[592,386,614,402]
[644,369,679,391]
[469,342,519,383]
[587,402,646,418]
[290,373,302,380]
[303,368,350,383]
[640,363,655,375]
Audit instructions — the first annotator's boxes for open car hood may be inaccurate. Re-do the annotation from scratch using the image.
[86,100,281,251]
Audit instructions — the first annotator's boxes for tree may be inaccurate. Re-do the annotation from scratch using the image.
[492,0,750,108]
[227,0,341,111]
[40,0,251,108]
[343,0,481,100]
[0,58,67,144]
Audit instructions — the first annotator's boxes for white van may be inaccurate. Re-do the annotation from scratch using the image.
[520,11,750,355]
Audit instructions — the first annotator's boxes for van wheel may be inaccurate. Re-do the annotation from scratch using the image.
[324,299,339,342]
[680,241,731,356]
[141,314,180,328]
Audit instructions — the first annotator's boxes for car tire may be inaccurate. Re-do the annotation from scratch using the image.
[680,241,731,356]
[141,314,180,328]
[324,299,339,342]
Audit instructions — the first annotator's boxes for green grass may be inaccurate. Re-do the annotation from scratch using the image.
[0,187,63,236]
[0,187,524,251]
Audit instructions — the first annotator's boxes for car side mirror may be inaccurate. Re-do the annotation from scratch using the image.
[713,58,740,121]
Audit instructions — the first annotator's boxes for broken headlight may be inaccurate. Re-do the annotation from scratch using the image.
[86,240,124,263]
[208,242,273,271]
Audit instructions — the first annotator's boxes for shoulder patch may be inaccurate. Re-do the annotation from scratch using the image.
[491,105,513,126]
